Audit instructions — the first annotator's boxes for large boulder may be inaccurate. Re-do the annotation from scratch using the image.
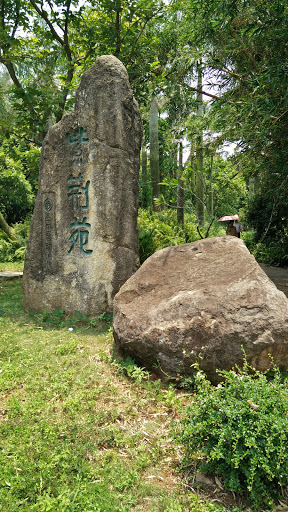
[113,236,288,383]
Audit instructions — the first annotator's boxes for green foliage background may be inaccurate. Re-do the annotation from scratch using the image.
[138,208,226,263]
[2,0,288,265]
[0,158,34,225]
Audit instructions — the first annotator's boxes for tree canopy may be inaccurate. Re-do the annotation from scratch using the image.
[1,0,288,264]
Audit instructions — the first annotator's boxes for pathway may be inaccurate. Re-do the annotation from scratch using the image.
[260,265,288,296]
[0,272,23,280]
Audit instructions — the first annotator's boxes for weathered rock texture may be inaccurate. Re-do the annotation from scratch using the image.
[113,236,288,383]
[23,55,142,314]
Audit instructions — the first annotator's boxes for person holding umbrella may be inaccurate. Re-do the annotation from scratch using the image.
[217,214,240,237]
[226,220,237,237]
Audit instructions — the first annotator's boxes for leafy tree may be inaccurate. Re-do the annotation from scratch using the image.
[0,0,80,143]
[0,0,166,145]
[195,61,204,226]
[173,0,288,262]
[81,0,166,102]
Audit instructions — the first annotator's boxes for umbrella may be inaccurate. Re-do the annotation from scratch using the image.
[217,214,239,222]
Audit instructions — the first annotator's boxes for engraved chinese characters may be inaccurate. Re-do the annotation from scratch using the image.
[67,173,89,210]
[66,128,92,255]
[66,127,89,167]
[23,55,142,315]
[68,217,92,254]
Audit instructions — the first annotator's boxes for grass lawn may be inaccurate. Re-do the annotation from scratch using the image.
[0,276,241,512]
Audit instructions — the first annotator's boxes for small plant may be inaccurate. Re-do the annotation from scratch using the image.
[178,375,196,390]
[113,356,150,383]
[97,311,113,323]
[55,339,80,355]
[175,358,288,510]
[38,307,65,327]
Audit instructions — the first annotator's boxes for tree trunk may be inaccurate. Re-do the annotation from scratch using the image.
[141,144,149,208]
[249,177,255,198]
[0,211,16,240]
[209,154,214,217]
[177,141,184,228]
[149,97,160,211]
[189,139,196,202]
[170,142,178,180]
[115,0,121,57]
[196,61,205,226]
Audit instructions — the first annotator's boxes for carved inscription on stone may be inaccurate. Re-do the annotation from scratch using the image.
[42,193,55,270]
[67,173,90,210]
[66,128,92,255]
[68,217,92,254]
[66,127,89,167]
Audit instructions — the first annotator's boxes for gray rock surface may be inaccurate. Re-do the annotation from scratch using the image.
[23,55,142,314]
[113,236,288,383]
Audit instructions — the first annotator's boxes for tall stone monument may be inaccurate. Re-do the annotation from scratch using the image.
[23,55,142,315]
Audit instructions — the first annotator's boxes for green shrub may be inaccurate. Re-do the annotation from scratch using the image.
[0,218,31,262]
[138,209,189,262]
[138,209,227,263]
[242,230,288,267]
[175,359,288,510]
[0,163,34,224]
